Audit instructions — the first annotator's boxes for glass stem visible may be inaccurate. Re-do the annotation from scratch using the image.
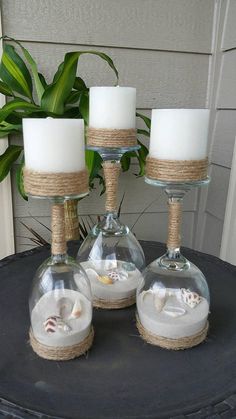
[160,189,188,270]
[51,201,67,260]
[102,158,121,214]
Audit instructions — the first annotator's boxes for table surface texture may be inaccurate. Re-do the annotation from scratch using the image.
[0,241,236,419]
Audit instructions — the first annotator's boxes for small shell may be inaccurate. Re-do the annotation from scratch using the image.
[108,270,128,282]
[108,271,120,282]
[43,316,71,334]
[154,294,166,312]
[98,275,113,285]
[181,288,202,308]
[163,305,186,317]
[58,297,74,319]
[69,300,82,319]
[86,268,100,282]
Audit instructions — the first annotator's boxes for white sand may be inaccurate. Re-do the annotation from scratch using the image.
[81,260,142,301]
[31,289,92,347]
[137,290,209,339]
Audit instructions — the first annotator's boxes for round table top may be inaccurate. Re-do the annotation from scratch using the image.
[0,241,236,419]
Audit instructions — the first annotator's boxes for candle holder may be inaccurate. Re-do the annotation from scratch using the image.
[136,157,210,350]
[77,128,145,309]
[24,166,94,361]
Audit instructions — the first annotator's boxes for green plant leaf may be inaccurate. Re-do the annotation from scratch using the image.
[65,90,82,105]
[0,98,41,123]
[86,149,102,182]
[121,153,131,172]
[38,73,48,89]
[74,77,88,92]
[79,91,89,125]
[136,140,149,176]
[0,144,23,181]
[41,50,118,115]
[0,121,22,136]
[0,80,14,96]
[16,156,27,200]
[0,44,33,99]
[137,128,150,137]
[136,112,151,130]
[20,46,45,102]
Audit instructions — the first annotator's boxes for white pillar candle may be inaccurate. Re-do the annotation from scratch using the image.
[149,109,210,160]
[89,86,136,129]
[23,118,85,172]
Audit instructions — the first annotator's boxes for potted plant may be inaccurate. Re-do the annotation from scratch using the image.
[0,37,150,241]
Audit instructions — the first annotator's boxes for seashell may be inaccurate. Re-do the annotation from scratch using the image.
[154,293,166,312]
[163,305,186,318]
[107,270,128,282]
[108,271,120,282]
[58,297,74,319]
[43,316,71,334]
[181,288,202,308]
[69,300,82,319]
[122,262,136,272]
[98,275,113,285]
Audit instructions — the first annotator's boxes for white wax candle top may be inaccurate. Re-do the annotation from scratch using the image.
[149,109,210,160]
[89,86,136,129]
[23,118,85,173]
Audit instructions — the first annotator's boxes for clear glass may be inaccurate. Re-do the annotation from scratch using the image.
[29,194,92,349]
[136,177,210,343]
[30,253,93,348]
[77,146,145,307]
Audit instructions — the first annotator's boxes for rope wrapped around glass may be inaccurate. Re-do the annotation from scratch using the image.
[77,87,145,309]
[23,118,94,361]
[136,109,210,350]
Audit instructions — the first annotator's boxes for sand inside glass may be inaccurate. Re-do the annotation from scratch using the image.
[137,291,209,339]
[81,260,142,301]
[31,289,92,347]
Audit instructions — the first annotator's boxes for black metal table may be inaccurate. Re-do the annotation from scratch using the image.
[0,241,236,419]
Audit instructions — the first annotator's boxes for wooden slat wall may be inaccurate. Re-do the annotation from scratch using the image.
[1,0,215,253]
[200,0,236,256]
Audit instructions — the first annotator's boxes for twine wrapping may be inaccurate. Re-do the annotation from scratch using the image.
[51,203,67,255]
[136,316,209,350]
[93,295,136,309]
[167,201,182,249]
[29,327,94,361]
[103,161,121,212]
[64,200,80,241]
[146,157,208,182]
[23,168,89,197]
[87,127,137,148]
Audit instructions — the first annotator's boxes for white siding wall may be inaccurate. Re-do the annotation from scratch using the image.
[1,0,216,253]
[198,0,236,257]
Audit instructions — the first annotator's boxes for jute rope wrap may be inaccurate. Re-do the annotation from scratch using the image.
[51,203,67,255]
[23,168,89,197]
[146,157,208,182]
[87,127,137,148]
[93,294,136,309]
[29,327,94,361]
[136,316,209,350]
[167,201,182,249]
[103,161,121,212]
[64,200,80,241]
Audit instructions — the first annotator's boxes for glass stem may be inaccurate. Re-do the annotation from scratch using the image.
[102,159,121,214]
[51,202,67,258]
[166,195,183,258]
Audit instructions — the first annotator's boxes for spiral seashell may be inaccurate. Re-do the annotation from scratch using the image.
[58,298,73,319]
[181,288,202,308]
[43,316,71,334]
